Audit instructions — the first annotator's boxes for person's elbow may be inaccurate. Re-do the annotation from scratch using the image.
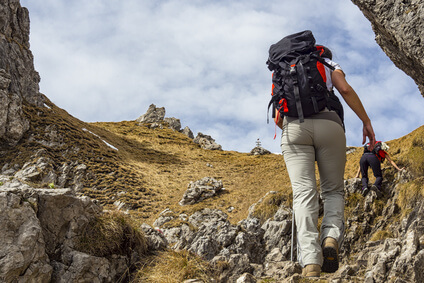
[337,84,353,97]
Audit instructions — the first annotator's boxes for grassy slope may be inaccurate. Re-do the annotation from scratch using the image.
[4,98,423,227]
[90,120,291,225]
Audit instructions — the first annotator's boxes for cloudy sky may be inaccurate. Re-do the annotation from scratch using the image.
[21,0,424,153]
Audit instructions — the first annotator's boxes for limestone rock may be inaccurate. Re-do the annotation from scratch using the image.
[249,146,271,156]
[182,126,194,139]
[140,223,168,251]
[0,191,52,283]
[193,132,222,150]
[0,176,141,282]
[352,0,424,97]
[0,0,45,147]
[179,177,224,206]
[164,117,181,131]
[136,104,165,123]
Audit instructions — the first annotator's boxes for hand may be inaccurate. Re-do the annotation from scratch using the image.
[362,121,375,149]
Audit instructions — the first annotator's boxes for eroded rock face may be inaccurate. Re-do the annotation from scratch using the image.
[0,190,52,283]
[0,176,114,282]
[352,0,424,97]
[0,0,44,147]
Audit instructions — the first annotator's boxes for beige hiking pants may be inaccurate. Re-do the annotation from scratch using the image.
[281,115,346,267]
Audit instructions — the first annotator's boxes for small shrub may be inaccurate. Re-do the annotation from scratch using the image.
[0,181,3,186]
[48,183,55,189]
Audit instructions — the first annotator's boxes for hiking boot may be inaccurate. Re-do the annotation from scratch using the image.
[371,185,383,199]
[361,187,369,197]
[302,264,321,277]
[322,237,339,273]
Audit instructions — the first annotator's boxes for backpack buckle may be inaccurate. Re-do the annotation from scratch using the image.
[290,65,296,75]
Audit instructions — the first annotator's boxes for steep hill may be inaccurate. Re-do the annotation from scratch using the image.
[7,95,422,228]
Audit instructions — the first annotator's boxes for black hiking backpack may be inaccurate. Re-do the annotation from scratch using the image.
[266,30,344,125]
[364,141,386,162]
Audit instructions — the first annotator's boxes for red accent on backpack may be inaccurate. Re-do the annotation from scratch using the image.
[316,61,326,83]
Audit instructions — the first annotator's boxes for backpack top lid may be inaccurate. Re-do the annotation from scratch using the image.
[364,141,382,153]
[316,45,332,60]
[267,30,316,70]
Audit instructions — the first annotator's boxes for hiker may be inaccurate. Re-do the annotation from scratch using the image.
[267,31,375,277]
[355,141,404,197]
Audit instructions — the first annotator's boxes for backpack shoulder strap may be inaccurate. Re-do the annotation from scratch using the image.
[289,63,304,122]
[311,53,335,70]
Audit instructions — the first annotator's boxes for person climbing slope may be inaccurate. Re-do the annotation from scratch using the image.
[355,141,404,197]
[266,30,376,278]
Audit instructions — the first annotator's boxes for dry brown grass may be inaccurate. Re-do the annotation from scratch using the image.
[4,97,423,239]
[91,120,292,225]
[76,210,147,258]
[135,249,217,283]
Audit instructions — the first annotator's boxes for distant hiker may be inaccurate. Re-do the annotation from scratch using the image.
[266,30,376,277]
[355,141,404,197]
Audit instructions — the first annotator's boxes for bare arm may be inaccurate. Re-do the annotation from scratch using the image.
[385,153,404,171]
[355,166,361,178]
[331,70,376,147]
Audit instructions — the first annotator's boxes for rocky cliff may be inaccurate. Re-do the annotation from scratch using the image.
[0,0,44,147]
[352,0,424,97]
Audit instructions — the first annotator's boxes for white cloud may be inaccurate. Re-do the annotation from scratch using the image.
[21,0,424,153]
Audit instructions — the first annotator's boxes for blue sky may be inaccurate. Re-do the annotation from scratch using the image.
[21,0,424,153]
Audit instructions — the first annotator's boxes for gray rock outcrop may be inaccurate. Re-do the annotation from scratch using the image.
[153,168,424,282]
[249,146,271,156]
[136,104,184,131]
[0,0,44,147]
[182,126,194,139]
[352,0,424,97]
[193,132,222,150]
[2,148,87,191]
[0,176,151,282]
[136,104,165,124]
[179,177,224,206]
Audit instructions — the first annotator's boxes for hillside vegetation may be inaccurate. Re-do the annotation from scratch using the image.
[4,97,422,228]
[2,98,423,282]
